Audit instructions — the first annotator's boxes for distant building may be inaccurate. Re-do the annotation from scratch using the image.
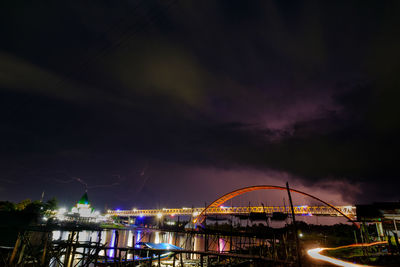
[356,202,400,239]
[70,192,97,219]
[54,191,106,224]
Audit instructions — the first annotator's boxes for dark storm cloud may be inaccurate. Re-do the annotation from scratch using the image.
[1,1,400,207]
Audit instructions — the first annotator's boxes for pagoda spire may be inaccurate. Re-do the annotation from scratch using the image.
[78,191,90,205]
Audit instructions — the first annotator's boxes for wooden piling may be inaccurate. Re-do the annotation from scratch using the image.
[71,242,77,266]
[40,233,49,266]
[286,182,301,267]
[17,242,26,264]
[148,253,152,267]
[64,232,72,267]
[132,247,136,266]
[9,232,22,265]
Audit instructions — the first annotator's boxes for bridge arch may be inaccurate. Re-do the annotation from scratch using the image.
[194,185,359,228]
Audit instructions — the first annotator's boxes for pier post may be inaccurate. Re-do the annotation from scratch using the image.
[40,232,49,265]
[286,182,301,267]
[17,241,26,264]
[132,247,136,266]
[64,232,73,267]
[9,232,21,265]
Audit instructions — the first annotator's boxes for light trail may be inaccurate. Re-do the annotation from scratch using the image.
[308,248,363,267]
[307,241,387,267]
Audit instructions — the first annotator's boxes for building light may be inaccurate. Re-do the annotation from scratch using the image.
[57,208,67,214]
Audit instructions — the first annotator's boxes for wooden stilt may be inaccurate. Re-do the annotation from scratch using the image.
[180,252,184,267]
[9,232,22,265]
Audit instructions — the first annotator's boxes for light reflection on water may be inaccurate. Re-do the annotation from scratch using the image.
[135,230,141,248]
[49,228,268,267]
[108,230,116,258]
[51,228,265,259]
[219,237,225,253]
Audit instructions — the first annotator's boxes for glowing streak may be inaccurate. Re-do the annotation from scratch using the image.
[307,248,362,266]
[307,242,387,267]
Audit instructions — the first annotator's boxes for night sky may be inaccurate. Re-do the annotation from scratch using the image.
[1,1,400,210]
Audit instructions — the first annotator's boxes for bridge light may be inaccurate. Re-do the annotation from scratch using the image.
[132,208,137,211]
[157,213,163,219]
[193,211,199,216]
[343,205,354,210]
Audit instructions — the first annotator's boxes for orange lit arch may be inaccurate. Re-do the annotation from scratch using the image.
[194,185,359,228]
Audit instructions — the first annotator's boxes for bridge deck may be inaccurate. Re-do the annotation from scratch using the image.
[108,205,356,218]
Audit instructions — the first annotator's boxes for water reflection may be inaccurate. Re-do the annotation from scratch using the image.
[108,230,116,258]
[135,230,142,247]
[51,228,265,257]
[219,237,225,253]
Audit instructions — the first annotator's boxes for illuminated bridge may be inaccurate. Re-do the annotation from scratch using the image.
[108,205,356,219]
